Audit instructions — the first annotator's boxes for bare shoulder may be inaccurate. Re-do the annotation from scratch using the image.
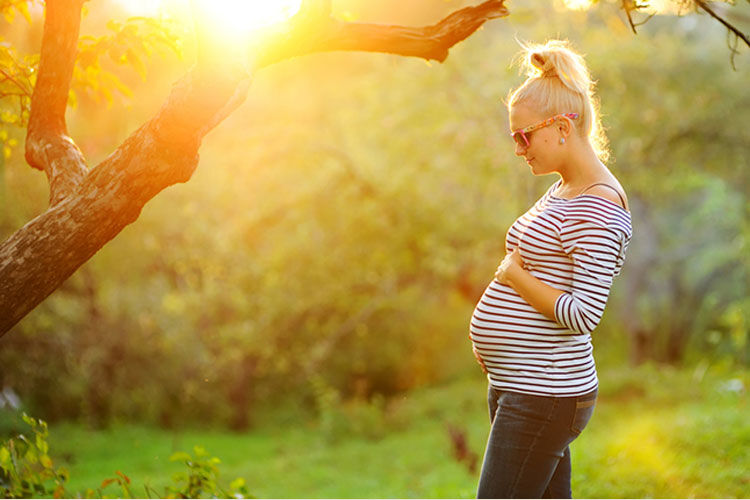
[584,183,629,210]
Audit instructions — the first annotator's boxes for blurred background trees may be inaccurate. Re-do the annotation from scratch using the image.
[0,0,748,429]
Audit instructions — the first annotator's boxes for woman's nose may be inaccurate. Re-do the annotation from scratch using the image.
[514,142,526,156]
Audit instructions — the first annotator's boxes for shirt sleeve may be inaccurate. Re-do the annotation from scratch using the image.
[554,217,625,335]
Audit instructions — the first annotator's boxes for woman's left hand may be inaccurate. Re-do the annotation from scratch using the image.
[494,248,524,285]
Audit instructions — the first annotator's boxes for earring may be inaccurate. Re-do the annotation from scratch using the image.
[559,138,566,144]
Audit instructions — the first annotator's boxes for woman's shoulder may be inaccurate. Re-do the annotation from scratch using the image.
[580,183,629,211]
[562,192,632,237]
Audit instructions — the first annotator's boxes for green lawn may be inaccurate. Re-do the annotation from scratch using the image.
[46,363,749,498]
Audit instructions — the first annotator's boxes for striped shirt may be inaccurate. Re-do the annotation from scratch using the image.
[469,180,633,396]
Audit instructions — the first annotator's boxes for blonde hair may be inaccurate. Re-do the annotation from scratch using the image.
[508,39,609,162]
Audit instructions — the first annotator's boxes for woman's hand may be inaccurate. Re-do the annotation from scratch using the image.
[494,248,524,285]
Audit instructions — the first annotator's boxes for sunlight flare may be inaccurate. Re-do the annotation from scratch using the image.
[641,0,685,14]
[194,0,302,36]
[562,0,595,10]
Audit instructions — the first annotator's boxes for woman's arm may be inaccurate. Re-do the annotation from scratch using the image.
[498,217,627,335]
[494,249,563,321]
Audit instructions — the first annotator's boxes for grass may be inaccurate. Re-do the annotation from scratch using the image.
[37,362,750,498]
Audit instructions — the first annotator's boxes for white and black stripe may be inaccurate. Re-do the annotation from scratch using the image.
[470,181,632,397]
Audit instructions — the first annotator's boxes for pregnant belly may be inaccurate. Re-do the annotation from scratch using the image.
[470,279,569,346]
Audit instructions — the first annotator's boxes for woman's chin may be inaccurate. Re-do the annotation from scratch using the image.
[527,160,542,175]
[527,160,552,176]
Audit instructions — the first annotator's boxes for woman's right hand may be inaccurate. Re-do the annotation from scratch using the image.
[473,345,488,374]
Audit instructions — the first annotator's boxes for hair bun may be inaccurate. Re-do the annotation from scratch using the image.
[521,40,591,93]
[530,52,556,77]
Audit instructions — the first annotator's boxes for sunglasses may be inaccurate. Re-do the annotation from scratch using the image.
[510,113,579,149]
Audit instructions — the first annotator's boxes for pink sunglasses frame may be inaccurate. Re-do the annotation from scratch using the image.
[510,113,579,149]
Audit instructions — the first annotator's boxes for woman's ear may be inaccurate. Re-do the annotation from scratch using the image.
[558,116,573,137]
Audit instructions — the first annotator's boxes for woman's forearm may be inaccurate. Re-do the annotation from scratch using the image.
[505,265,564,321]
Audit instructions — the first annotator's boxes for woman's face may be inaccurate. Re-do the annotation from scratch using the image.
[508,104,563,176]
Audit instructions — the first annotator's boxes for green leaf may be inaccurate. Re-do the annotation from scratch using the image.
[23,447,37,464]
[17,1,31,24]
[168,452,191,463]
[39,455,53,469]
[36,432,49,455]
[229,477,246,491]
[56,466,70,482]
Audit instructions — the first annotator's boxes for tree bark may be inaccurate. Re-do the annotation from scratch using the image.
[0,1,509,336]
[25,0,88,207]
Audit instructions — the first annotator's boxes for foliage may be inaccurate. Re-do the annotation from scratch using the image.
[311,375,390,443]
[0,0,34,159]
[166,446,252,499]
[0,0,181,156]
[591,19,750,363]
[0,0,31,24]
[94,470,134,499]
[0,414,67,499]
[72,16,182,107]
[0,413,253,498]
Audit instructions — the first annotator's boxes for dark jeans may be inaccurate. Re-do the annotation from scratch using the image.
[476,386,597,499]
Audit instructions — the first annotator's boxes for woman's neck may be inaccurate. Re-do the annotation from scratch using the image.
[556,142,609,193]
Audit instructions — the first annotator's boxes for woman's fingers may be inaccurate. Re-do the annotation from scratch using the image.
[495,256,510,283]
[495,248,524,283]
[509,248,524,265]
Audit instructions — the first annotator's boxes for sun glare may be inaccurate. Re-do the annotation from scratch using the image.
[114,0,302,36]
[195,0,302,36]
[641,0,684,14]
[562,0,594,10]
[114,0,164,16]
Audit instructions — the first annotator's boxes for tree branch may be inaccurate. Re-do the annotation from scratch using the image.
[255,0,510,69]
[621,0,655,34]
[0,68,32,98]
[24,0,88,207]
[0,93,204,336]
[622,0,639,34]
[694,0,750,49]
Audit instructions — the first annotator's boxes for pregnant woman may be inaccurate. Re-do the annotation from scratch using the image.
[470,40,633,498]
